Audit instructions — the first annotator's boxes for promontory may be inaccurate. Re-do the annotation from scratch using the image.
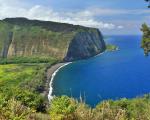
[0,18,106,61]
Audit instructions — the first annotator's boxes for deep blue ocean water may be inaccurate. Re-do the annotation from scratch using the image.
[52,35,150,106]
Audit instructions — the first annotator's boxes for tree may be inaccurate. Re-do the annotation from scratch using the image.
[145,0,150,8]
[141,23,150,38]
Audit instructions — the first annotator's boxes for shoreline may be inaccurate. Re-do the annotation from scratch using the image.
[45,62,71,101]
[44,51,105,102]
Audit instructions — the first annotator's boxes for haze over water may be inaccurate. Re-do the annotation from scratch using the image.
[52,35,150,106]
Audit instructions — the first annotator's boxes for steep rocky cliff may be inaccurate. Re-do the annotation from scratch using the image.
[0,18,106,61]
[64,30,105,61]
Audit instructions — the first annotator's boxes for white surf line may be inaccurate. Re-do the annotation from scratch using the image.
[48,62,72,101]
[94,51,106,57]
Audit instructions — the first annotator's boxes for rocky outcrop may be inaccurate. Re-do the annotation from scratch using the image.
[1,32,13,58]
[64,29,105,61]
[0,18,106,61]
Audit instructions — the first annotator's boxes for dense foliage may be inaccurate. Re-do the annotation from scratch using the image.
[49,95,150,120]
[1,62,150,120]
[2,92,150,120]
[3,18,90,33]
[0,59,56,120]
[141,23,150,56]
[0,56,58,64]
[0,64,47,110]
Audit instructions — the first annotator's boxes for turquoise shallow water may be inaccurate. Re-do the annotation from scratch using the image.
[52,35,150,106]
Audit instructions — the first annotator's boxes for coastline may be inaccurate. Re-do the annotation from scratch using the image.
[45,51,105,102]
[94,51,106,57]
[46,62,71,101]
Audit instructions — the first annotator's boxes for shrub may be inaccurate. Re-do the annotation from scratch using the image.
[49,96,77,120]
[0,98,33,120]
[15,89,46,112]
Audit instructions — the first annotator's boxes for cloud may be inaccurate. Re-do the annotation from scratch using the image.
[0,0,123,30]
[117,26,124,29]
[84,7,150,16]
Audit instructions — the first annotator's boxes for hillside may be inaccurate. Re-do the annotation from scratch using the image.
[0,18,106,61]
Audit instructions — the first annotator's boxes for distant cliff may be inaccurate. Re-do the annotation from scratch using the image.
[0,18,106,61]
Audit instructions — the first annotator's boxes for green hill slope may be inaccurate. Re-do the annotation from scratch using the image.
[0,18,106,61]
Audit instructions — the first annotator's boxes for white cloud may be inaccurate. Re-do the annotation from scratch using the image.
[0,0,123,30]
[84,7,150,16]
[117,26,124,29]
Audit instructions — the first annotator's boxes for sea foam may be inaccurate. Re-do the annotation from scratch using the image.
[48,62,71,101]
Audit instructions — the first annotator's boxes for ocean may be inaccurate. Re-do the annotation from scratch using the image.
[52,35,150,106]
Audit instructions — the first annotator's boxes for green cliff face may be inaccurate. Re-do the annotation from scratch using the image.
[0,18,106,61]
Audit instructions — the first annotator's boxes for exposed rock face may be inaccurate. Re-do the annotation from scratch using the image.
[2,32,13,58]
[0,18,106,61]
[64,30,105,61]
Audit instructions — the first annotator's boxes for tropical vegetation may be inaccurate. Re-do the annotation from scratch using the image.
[0,58,56,119]
[1,60,150,120]
[106,44,118,51]
[141,23,150,56]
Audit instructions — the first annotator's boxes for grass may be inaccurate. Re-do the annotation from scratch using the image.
[0,63,48,94]
[0,64,36,86]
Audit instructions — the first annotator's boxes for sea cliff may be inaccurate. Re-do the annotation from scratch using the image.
[0,18,106,61]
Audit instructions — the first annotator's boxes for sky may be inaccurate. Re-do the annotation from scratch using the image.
[0,0,149,35]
